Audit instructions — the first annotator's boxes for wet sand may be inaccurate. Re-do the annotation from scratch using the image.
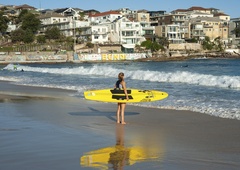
[0,81,240,170]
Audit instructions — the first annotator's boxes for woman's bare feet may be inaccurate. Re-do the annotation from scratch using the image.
[121,122,126,125]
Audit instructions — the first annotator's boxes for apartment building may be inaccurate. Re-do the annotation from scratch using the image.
[147,10,166,26]
[155,25,184,43]
[39,7,90,37]
[89,11,146,43]
[229,17,240,46]
[109,17,144,44]
[189,17,229,42]
[93,26,108,45]
[153,6,230,43]
[155,12,188,42]
[124,10,155,41]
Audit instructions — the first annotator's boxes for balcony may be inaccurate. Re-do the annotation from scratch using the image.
[92,31,108,35]
[191,31,205,37]
[121,27,138,31]
[171,18,187,22]
[121,34,143,39]
[142,26,155,30]
[203,24,213,28]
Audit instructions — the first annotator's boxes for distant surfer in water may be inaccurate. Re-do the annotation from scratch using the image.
[13,64,17,70]
[115,72,129,124]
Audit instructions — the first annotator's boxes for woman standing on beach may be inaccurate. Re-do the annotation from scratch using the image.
[115,72,129,124]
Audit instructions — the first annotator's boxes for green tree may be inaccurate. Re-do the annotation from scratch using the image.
[141,40,162,52]
[141,40,152,49]
[186,38,198,43]
[202,36,214,50]
[23,29,34,43]
[14,9,29,25]
[21,13,41,34]
[11,28,25,43]
[86,42,94,48]
[45,27,61,40]
[156,36,169,47]
[213,36,224,51]
[151,41,161,52]
[0,11,10,34]
[18,10,29,21]
[37,35,46,44]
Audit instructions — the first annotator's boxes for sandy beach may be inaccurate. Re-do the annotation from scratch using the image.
[0,80,240,170]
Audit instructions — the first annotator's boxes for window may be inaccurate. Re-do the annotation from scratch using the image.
[145,30,153,35]
[125,31,133,36]
[94,35,99,39]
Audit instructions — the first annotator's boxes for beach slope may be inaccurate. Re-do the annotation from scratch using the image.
[0,81,240,170]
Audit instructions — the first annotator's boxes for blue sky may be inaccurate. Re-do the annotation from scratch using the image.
[1,0,240,18]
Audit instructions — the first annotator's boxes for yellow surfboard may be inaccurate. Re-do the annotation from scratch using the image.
[84,88,168,103]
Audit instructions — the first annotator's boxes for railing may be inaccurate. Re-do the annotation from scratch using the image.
[92,31,108,35]
[121,27,138,30]
[142,27,155,30]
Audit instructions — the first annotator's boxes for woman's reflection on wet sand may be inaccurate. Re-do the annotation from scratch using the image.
[80,123,164,169]
[108,124,129,169]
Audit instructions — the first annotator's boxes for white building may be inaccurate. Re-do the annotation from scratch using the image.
[87,11,146,50]
[167,25,184,43]
[118,8,137,16]
[39,13,68,25]
[39,11,89,37]
[6,22,17,33]
[188,11,214,19]
[90,25,109,44]
[109,17,145,45]
[88,11,122,24]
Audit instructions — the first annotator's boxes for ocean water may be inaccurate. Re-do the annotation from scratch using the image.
[1,58,240,120]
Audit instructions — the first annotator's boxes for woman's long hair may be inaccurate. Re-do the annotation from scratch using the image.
[118,72,124,80]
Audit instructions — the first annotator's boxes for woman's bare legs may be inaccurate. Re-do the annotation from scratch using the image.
[116,103,126,124]
[116,103,121,123]
[120,103,126,124]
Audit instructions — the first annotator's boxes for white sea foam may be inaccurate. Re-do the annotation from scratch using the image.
[2,63,240,120]
[133,103,240,120]
[6,64,239,90]
[0,76,20,82]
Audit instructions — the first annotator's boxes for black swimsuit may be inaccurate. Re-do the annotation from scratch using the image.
[115,80,122,89]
